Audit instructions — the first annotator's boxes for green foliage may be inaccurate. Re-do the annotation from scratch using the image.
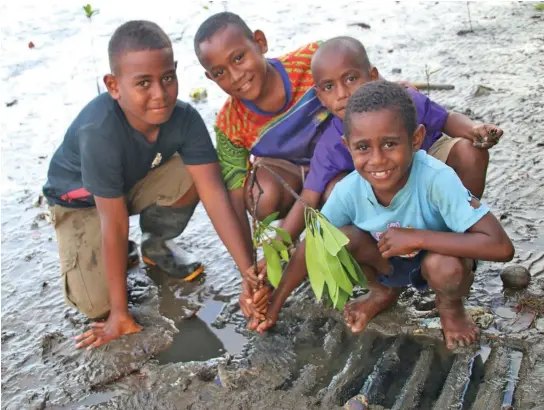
[253,212,292,288]
[304,208,367,310]
[83,4,99,19]
[535,3,544,11]
[252,199,366,312]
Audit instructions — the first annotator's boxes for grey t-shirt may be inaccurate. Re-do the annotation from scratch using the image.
[43,93,217,208]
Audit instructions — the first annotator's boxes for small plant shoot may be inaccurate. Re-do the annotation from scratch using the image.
[249,164,367,311]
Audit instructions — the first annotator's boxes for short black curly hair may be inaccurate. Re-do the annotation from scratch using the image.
[343,80,418,140]
[108,20,172,73]
[193,12,253,59]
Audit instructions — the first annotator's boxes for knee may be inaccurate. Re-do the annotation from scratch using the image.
[449,139,489,170]
[244,180,282,221]
[422,253,472,295]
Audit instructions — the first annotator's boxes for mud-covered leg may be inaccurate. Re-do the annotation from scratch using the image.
[341,226,400,333]
[421,253,479,349]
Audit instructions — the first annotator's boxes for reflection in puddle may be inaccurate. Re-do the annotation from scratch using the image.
[148,269,248,364]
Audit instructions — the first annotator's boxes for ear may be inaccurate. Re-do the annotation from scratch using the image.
[341,135,352,153]
[369,66,379,81]
[412,124,425,151]
[253,30,268,54]
[104,74,120,100]
[174,61,178,71]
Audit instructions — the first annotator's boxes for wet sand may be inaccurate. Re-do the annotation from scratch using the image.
[2,1,543,409]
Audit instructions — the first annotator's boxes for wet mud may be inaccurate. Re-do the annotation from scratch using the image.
[2,1,544,409]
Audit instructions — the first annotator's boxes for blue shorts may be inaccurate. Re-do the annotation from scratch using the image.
[376,252,478,291]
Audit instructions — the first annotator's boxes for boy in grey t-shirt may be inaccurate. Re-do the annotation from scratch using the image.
[43,20,255,350]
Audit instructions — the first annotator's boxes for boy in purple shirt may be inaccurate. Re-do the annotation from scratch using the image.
[276,36,503,244]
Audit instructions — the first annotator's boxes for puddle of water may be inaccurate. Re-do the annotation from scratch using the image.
[147,267,248,364]
[156,298,247,364]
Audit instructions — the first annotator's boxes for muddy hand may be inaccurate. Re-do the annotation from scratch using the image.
[243,259,267,289]
[472,124,503,149]
[253,285,272,314]
[378,227,421,259]
[74,312,142,350]
[239,279,254,318]
[256,310,278,334]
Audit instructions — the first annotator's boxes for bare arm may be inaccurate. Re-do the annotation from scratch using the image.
[279,189,321,243]
[228,187,254,256]
[379,212,515,262]
[443,111,477,140]
[443,112,503,148]
[186,163,253,274]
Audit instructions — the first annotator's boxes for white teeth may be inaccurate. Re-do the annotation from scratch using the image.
[239,80,251,92]
[370,170,391,178]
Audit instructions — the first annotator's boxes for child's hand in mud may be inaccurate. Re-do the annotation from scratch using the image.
[239,279,255,318]
[255,309,279,334]
[471,124,503,149]
[74,311,142,350]
[247,285,273,330]
[378,227,421,259]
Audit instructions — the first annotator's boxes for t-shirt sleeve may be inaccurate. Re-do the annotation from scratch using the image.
[320,183,352,228]
[409,89,449,134]
[429,167,490,232]
[177,104,218,165]
[304,142,344,194]
[79,127,124,198]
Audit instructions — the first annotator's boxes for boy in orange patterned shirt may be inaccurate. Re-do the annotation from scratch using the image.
[194,12,330,327]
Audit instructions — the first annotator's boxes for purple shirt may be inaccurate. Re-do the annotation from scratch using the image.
[303,89,449,194]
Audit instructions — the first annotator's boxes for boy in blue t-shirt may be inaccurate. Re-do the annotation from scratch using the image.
[257,80,514,349]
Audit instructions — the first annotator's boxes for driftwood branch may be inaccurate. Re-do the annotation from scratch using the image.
[412,82,455,91]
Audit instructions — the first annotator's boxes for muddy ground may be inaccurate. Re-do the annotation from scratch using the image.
[1,1,544,409]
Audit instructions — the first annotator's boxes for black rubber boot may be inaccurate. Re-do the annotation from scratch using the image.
[139,203,203,280]
[127,240,140,269]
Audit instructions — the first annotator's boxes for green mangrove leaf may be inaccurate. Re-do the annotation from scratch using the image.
[280,249,290,262]
[317,214,349,256]
[305,229,325,300]
[349,253,368,289]
[335,288,349,310]
[324,251,353,296]
[337,247,358,283]
[273,227,292,244]
[269,237,288,253]
[262,241,282,288]
[262,211,280,226]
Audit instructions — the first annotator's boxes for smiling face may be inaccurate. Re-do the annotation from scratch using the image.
[197,24,269,101]
[313,48,378,119]
[105,48,178,133]
[344,109,424,205]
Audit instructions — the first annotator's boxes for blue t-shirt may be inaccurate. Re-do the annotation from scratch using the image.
[321,151,489,252]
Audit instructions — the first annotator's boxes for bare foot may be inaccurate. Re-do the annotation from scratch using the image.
[344,286,399,333]
[436,296,479,349]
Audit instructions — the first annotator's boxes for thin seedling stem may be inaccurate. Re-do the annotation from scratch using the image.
[467,2,473,32]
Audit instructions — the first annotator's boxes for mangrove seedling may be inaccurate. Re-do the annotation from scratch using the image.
[83,4,101,95]
[248,163,366,310]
